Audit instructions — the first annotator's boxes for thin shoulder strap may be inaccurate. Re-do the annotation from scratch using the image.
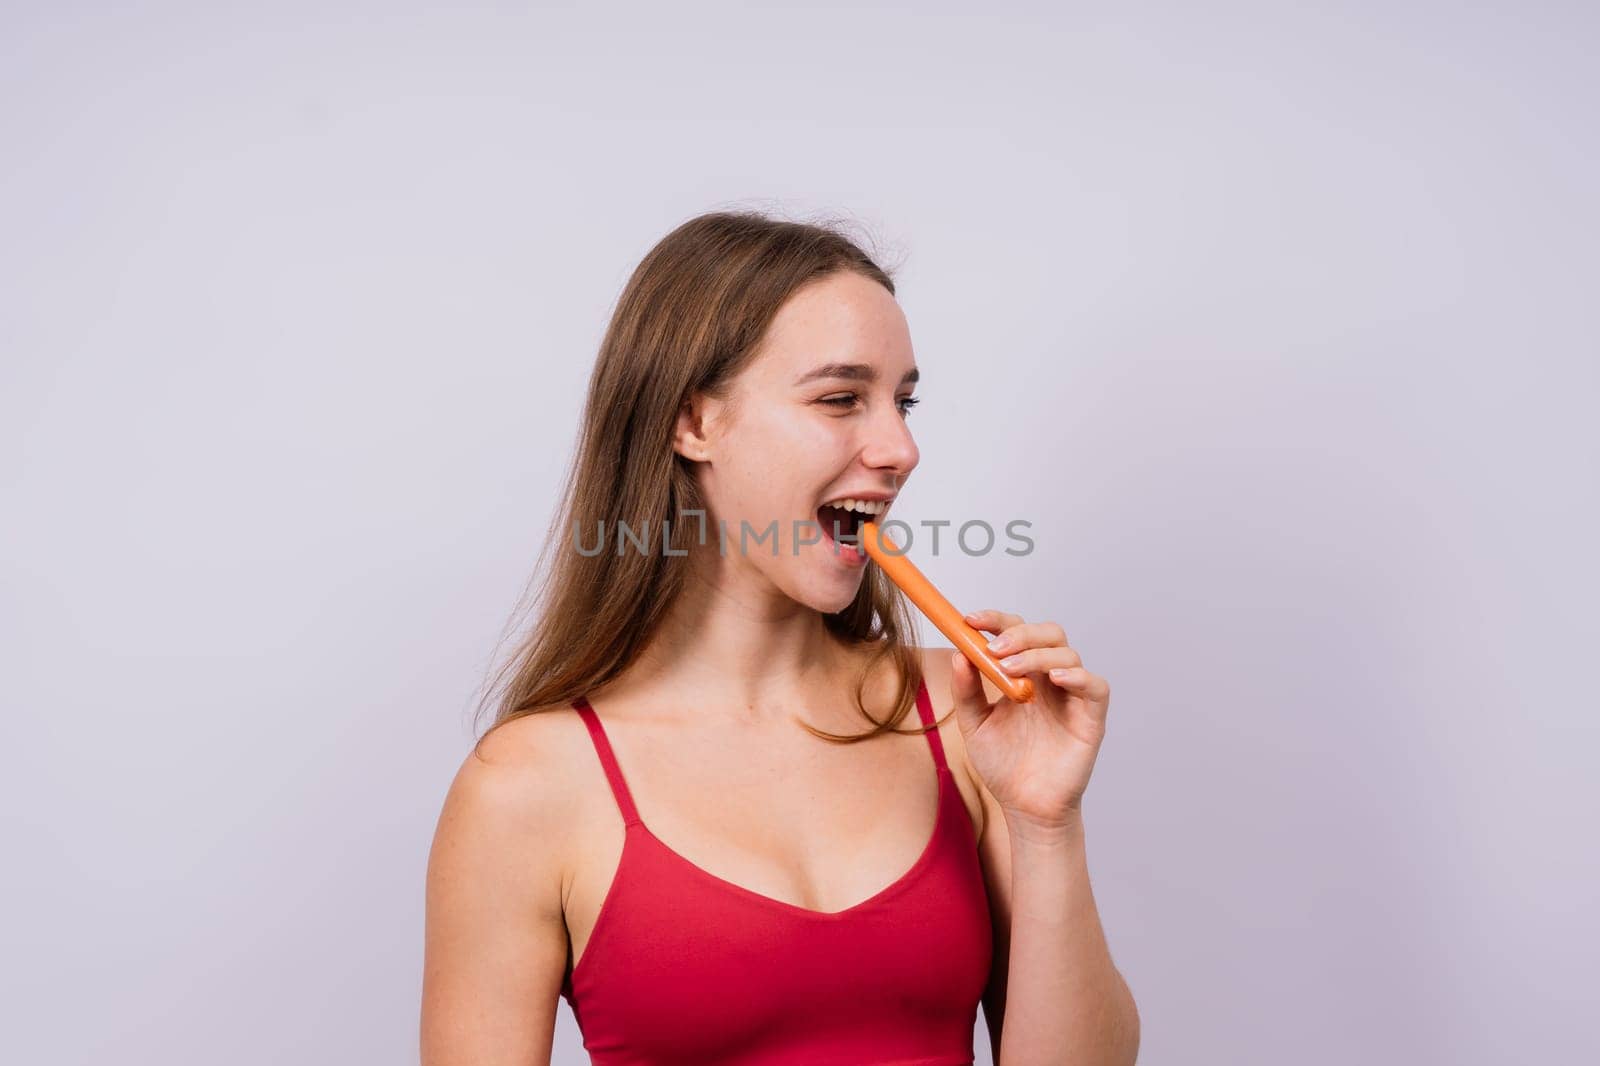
[913,678,951,773]
[571,697,642,827]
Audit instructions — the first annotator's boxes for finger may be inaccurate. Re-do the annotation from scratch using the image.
[985,620,1069,656]
[949,650,994,737]
[1047,668,1111,705]
[996,646,1083,676]
[962,608,1025,634]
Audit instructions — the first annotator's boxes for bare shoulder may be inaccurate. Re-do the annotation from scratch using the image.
[467,702,593,784]
[437,704,595,866]
[915,646,1004,839]
[421,703,594,1063]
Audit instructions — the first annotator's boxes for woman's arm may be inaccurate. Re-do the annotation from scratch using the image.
[420,722,573,1065]
[985,802,1140,1064]
[927,639,1140,1065]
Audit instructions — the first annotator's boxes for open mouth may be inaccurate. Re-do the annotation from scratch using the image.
[815,497,891,561]
[817,503,866,545]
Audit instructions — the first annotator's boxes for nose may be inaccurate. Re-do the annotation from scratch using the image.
[860,401,920,480]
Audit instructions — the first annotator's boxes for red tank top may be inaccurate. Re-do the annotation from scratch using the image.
[561,678,994,1065]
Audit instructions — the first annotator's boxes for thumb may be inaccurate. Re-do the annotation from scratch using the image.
[949,650,993,739]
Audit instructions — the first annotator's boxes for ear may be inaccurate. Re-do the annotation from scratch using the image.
[672,392,715,463]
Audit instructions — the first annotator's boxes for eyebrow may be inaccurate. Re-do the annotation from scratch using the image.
[793,362,920,386]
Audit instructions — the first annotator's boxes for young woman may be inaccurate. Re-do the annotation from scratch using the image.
[420,212,1140,1065]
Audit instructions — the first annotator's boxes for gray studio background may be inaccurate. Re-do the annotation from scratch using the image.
[4,2,1596,1063]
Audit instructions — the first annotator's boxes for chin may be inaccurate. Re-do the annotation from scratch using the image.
[784,571,864,616]
[816,591,861,615]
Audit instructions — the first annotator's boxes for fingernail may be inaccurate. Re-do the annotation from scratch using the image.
[999,654,1023,670]
[986,637,1009,653]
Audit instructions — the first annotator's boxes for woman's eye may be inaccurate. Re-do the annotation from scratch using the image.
[819,393,921,415]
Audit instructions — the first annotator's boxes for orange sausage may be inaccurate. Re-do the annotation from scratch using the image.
[859,520,1036,703]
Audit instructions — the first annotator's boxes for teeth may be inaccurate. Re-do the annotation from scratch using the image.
[821,497,889,516]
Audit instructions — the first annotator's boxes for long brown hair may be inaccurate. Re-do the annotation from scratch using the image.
[472,210,939,752]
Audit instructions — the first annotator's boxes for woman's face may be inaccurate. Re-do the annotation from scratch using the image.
[675,270,921,613]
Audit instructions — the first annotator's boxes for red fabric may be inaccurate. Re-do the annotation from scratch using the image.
[561,678,994,1065]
